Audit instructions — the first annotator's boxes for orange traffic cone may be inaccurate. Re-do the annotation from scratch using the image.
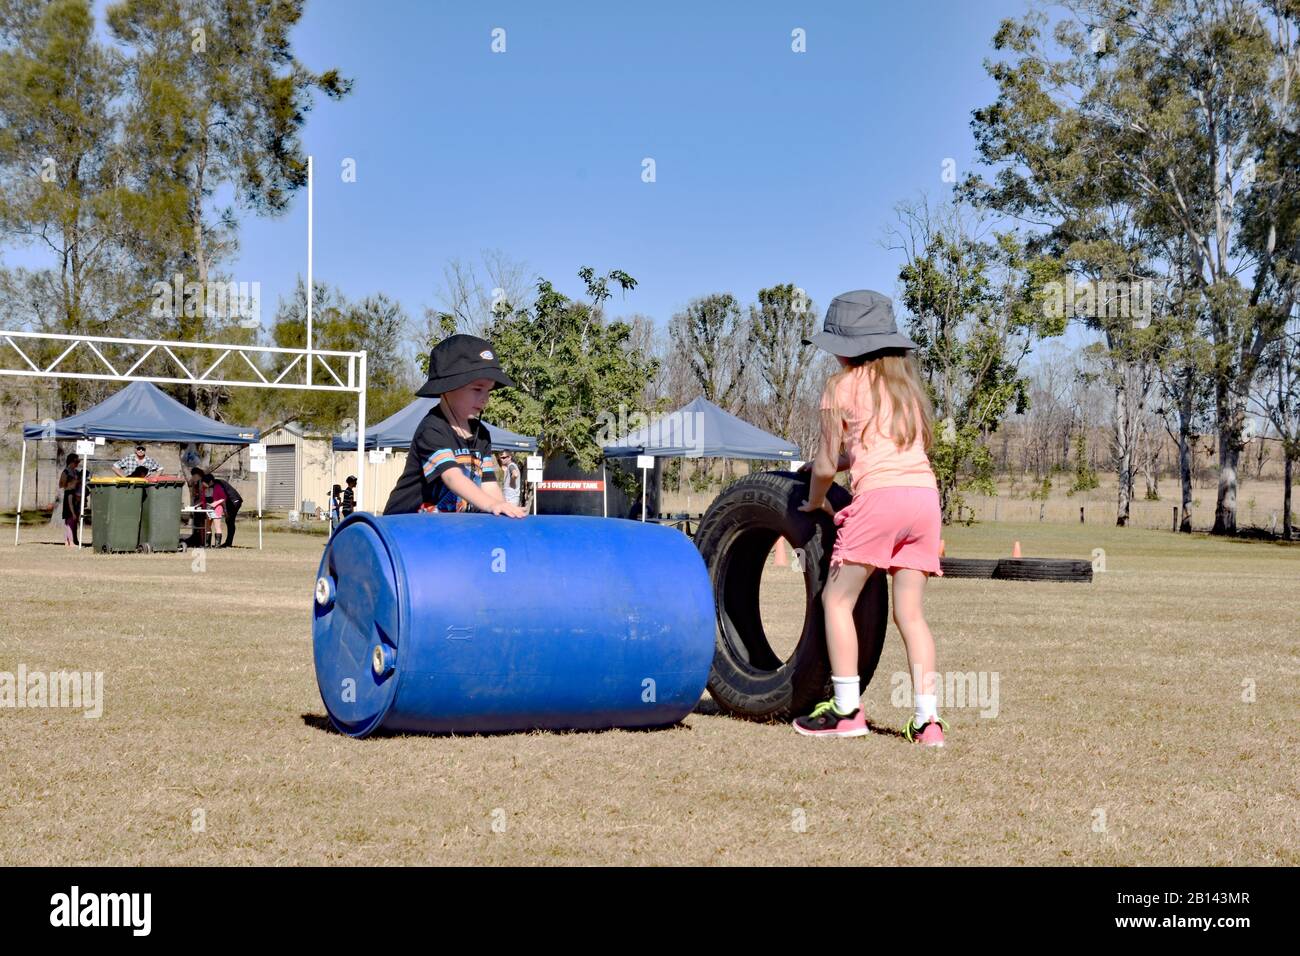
[939,538,946,557]
[774,538,789,567]
[1012,540,1022,558]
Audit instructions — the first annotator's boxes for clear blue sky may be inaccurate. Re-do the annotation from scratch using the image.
[15,0,1035,337]
[240,0,1031,334]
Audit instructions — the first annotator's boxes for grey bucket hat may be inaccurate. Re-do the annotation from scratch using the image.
[802,289,918,357]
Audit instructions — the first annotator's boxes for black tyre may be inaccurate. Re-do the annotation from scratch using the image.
[938,557,999,579]
[693,471,889,721]
[994,558,1093,583]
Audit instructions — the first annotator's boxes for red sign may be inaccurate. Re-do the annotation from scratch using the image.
[537,480,605,492]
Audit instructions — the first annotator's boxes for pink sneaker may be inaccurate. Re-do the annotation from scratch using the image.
[793,700,868,737]
[904,716,947,747]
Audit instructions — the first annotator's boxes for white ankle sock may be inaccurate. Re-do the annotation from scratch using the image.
[915,693,938,727]
[832,675,860,715]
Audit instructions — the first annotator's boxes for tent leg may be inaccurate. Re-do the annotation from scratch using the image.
[14,440,26,546]
[602,462,607,518]
[258,468,263,551]
[77,447,89,550]
[356,351,367,513]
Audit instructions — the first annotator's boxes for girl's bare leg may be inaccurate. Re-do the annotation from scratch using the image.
[891,568,936,697]
[822,561,874,676]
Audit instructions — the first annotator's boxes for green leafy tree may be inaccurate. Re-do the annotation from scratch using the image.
[106,0,351,409]
[748,283,817,440]
[265,279,412,434]
[669,293,751,412]
[0,0,139,418]
[1068,430,1100,494]
[969,0,1300,533]
[890,196,1065,522]
[484,268,659,474]
[1251,311,1300,537]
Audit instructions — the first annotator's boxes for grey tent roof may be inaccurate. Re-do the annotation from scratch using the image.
[22,381,259,445]
[331,397,537,452]
[601,396,799,460]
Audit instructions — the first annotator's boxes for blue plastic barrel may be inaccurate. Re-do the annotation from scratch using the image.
[312,513,716,737]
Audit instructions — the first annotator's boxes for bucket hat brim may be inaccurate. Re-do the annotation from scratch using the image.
[415,366,515,398]
[803,329,919,357]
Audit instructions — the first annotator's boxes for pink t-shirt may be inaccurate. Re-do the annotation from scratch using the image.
[820,368,937,495]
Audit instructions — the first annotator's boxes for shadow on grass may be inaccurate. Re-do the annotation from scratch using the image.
[863,719,907,740]
[301,712,693,739]
[691,695,722,717]
[691,694,907,738]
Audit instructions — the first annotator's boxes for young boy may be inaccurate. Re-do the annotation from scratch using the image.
[383,334,528,518]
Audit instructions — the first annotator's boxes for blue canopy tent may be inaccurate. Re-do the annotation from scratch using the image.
[17,380,260,547]
[599,396,800,518]
[330,397,537,453]
[22,380,259,444]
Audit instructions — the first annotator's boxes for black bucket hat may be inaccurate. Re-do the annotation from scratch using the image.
[415,334,515,398]
[802,289,918,357]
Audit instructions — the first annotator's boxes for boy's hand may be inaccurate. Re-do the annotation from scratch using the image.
[490,501,528,518]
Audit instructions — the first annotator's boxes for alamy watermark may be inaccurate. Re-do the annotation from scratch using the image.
[595,404,706,454]
[151,273,261,329]
[891,670,999,718]
[50,886,150,936]
[1042,276,1153,327]
[1,665,103,718]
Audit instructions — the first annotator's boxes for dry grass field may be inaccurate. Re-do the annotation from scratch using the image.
[0,514,1295,866]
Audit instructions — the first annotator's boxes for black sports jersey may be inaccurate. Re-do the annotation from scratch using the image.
[382,405,497,514]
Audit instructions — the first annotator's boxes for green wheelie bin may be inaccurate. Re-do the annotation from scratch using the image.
[139,478,185,553]
[89,477,146,553]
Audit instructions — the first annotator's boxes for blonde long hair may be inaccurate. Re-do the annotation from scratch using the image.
[825,349,934,450]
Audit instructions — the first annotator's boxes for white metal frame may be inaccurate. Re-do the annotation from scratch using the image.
[3,331,367,549]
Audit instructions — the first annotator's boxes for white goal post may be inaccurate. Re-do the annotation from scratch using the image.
[1,328,368,550]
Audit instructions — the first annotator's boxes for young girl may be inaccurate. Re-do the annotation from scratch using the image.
[793,289,947,746]
[201,472,227,546]
[329,484,343,531]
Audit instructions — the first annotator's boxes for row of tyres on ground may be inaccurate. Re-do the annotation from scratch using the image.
[87,477,186,553]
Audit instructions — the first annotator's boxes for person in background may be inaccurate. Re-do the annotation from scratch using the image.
[210,474,244,548]
[341,475,357,518]
[499,451,522,507]
[329,484,343,531]
[113,444,160,477]
[58,452,84,548]
[200,473,227,546]
[188,467,205,506]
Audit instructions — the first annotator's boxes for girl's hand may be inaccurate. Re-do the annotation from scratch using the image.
[491,501,528,518]
[798,499,835,517]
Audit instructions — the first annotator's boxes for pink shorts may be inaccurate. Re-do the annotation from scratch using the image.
[830,486,943,576]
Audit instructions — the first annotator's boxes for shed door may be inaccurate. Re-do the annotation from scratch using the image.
[264,444,297,511]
